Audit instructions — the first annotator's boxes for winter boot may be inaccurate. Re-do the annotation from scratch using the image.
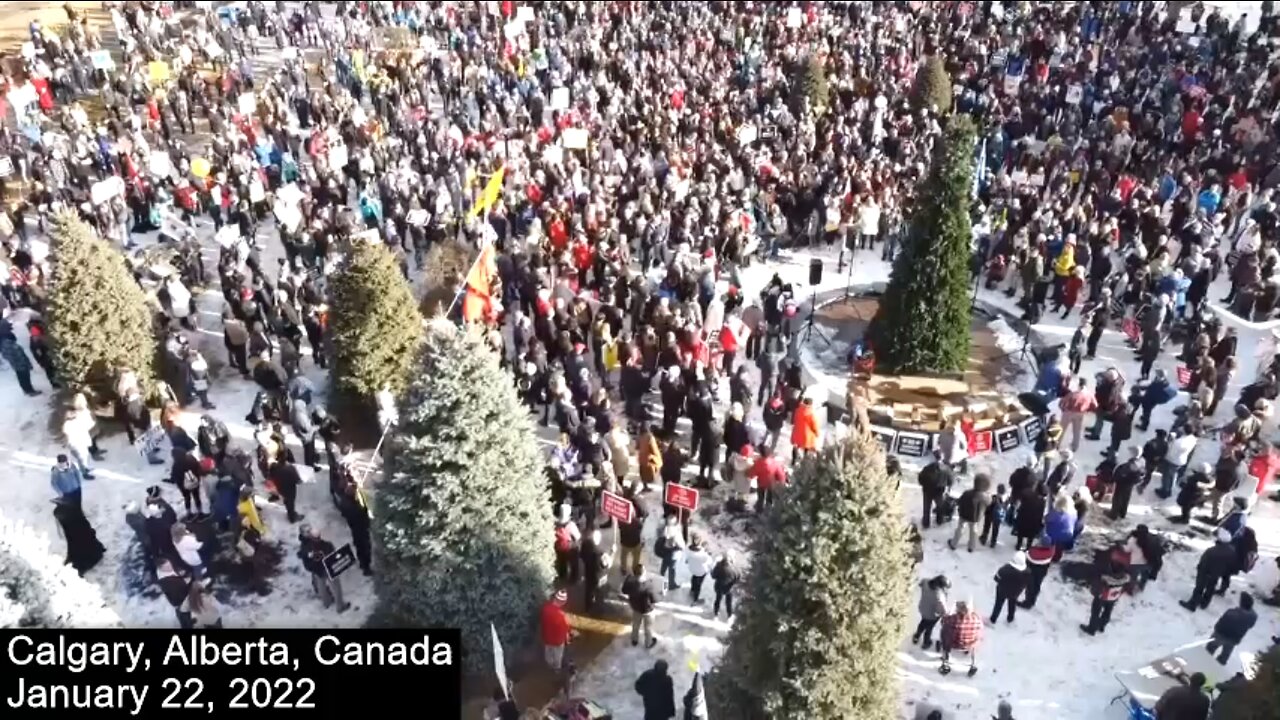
[1079,624,1096,636]
[967,666,978,678]
[939,662,951,676]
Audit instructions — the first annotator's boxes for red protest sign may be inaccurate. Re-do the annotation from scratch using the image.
[664,482,700,512]
[971,431,993,454]
[1176,365,1192,386]
[601,490,634,524]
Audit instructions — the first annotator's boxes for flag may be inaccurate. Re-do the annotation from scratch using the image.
[683,671,708,720]
[469,166,506,218]
[460,244,499,323]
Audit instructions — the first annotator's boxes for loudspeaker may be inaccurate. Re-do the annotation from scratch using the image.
[809,258,823,286]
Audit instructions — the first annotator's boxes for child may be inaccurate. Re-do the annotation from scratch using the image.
[980,484,1008,548]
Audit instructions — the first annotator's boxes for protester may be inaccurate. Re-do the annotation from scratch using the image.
[622,564,659,649]
[1204,593,1258,665]
[912,575,952,651]
[635,660,676,720]
[540,589,572,672]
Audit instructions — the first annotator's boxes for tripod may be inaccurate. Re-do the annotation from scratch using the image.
[800,289,832,347]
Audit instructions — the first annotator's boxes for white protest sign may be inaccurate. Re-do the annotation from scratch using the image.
[542,144,564,166]
[238,92,257,115]
[160,212,191,239]
[516,6,535,23]
[215,224,240,248]
[786,8,802,28]
[273,200,302,232]
[1176,16,1198,34]
[504,20,525,39]
[550,87,570,111]
[249,177,266,203]
[327,143,348,171]
[90,50,115,71]
[1066,84,1082,105]
[277,183,305,206]
[737,124,758,145]
[353,228,381,245]
[91,176,124,205]
[149,150,172,178]
[562,127,588,150]
[205,40,223,59]
[1003,72,1022,96]
[0,157,11,178]
[282,46,298,60]
[21,42,36,61]
[406,209,429,226]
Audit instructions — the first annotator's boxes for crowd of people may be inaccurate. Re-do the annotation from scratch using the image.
[0,0,1278,717]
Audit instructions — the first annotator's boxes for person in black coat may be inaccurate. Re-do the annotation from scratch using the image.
[1108,404,1134,457]
[1154,672,1210,720]
[196,415,231,467]
[1181,530,1239,612]
[580,529,609,614]
[1205,593,1258,665]
[1013,484,1047,550]
[990,552,1030,624]
[336,483,371,575]
[635,660,676,720]
[268,458,305,523]
[156,558,194,628]
[252,353,288,393]
[710,555,739,619]
[1108,449,1143,520]
[918,451,955,529]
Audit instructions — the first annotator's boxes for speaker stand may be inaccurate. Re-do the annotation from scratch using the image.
[800,290,832,348]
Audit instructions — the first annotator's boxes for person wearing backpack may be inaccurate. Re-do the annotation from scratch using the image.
[979,484,1008,548]
[655,514,685,593]
[553,504,582,584]
[949,474,992,552]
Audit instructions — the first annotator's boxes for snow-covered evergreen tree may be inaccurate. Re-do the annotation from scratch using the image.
[709,431,912,719]
[372,320,555,673]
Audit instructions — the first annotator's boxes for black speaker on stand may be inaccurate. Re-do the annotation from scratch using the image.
[801,259,831,347]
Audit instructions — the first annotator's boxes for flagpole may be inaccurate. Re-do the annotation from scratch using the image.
[444,239,493,319]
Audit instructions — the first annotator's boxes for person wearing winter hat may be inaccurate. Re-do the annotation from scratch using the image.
[540,588,573,671]
[990,551,1030,624]
[1019,538,1056,609]
[1181,529,1239,612]
[1081,558,1130,635]
[912,575,952,650]
[939,599,982,676]
[1205,592,1258,665]
[993,699,1015,719]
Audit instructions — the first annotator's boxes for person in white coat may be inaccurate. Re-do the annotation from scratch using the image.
[858,194,881,250]
[172,522,205,580]
[685,536,712,604]
[62,393,102,478]
[182,581,223,628]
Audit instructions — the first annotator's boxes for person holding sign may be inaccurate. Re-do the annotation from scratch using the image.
[298,524,349,613]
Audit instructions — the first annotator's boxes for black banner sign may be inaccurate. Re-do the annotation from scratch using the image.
[895,431,930,458]
[995,426,1022,453]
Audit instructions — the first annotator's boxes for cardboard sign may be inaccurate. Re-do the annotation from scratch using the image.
[550,87,570,111]
[562,127,588,150]
[205,40,223,59]
[786,7,803,28]
[90,50,115,71]
[406,209,429,226]
[1065,84,1083,105]
[542,145,564,166]
[738,124,758,145]
[1020,417,1045,445]
[20,42,36,60]
[894,431,930,458]
[327,143,349,171]
[238,92,257,115]
[971,430,993,454]
[149,150,172,177]
[148,60,171,85]
[90,176,124,205]
[160,212,191,240]
[504,20,525,39]
[1176,365,1192,386]
[0,157,12,179]
[282,46,298,61]
[869,425,897,453]
[601,490,634,524]
[664,482,700,512]
[276,182,305,206]
[273,200,302,232]
[995,426,1022,453]
[322,543,357,579]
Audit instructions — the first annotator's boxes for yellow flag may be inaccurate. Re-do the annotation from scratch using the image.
[469,166,505,218]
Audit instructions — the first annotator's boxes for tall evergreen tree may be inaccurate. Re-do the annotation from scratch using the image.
[911,56,953,115]
[329,239,424,406]
[45,210,157,400]
[1211,643,1279,719]
[869,115,976,374]
[372,320,555,674]
[709,431,912,719]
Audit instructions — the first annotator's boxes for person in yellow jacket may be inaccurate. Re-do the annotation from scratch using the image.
[237,486,266,537]
[637,424,662,491]
[1052,236,1077,309]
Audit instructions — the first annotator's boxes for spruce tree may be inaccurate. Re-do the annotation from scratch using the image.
[790,55,829,117]
[709,431,912,719]
[869,115,976,374]
[45,210,157,401]
[329,239,424,405]
[1211,644,1279,719]
[911,56,953,115]
[372,320,555,674]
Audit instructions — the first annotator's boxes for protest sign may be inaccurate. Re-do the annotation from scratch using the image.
[550,87,570,111]
[562,127,588,149]
[90,50,115,71]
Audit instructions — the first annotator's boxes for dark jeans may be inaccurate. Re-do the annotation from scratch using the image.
[1188,573,1218,610]
[659,554,678,589]
[15,367,35,393]
[714,588,734,617]
[351,527,371,571]
[991,589,1019,623]
[1159,461,1184,496]
[979,514,1001,547]
[1205,638,1235,664]
[280,485,300,522]
[921,493,939,529]
[1086,597,1116,633]
[555,548,580,583]
[755,487,774,513]
[1021,563,1049,608]
[690,574,705,602]
[913,617,940,645]
[180,487,203,515]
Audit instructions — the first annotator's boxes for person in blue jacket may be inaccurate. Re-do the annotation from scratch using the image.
[1136,369,1180,431]
[1035,358,1064,400]
[1043,493,1076,561]
[50,453,84,507]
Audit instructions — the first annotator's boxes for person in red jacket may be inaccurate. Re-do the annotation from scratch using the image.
[790,397,820,463]
[749,446,787,513]
[940,599,983,676]
[540,589,572,671]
